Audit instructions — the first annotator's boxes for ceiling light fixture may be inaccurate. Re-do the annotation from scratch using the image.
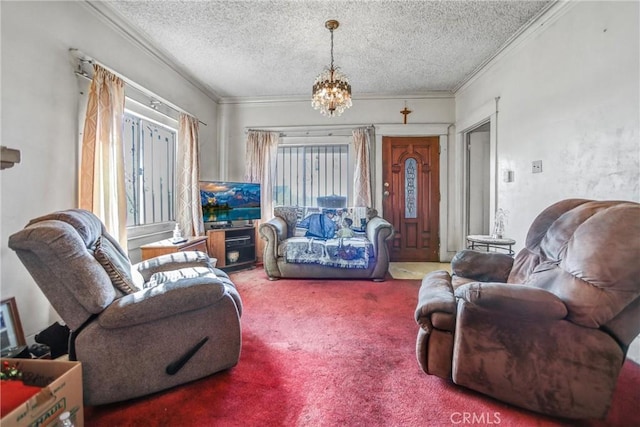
[311,20,352,117]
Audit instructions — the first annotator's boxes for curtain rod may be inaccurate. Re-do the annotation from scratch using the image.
[70,48,207,127]
[75,71,179,126]
[245,124,374,137]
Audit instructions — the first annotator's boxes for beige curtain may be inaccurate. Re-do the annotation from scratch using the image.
[176,113,204,236]
[352,127,373,207]
[244,131,280,219]
[79,64,127,249]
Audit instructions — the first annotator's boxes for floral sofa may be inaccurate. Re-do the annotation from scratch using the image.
[259,206,394,281]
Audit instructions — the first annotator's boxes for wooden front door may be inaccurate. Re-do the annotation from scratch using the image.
[382,136,440,262]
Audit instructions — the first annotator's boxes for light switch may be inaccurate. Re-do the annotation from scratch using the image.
[503,169,514,182]
[532,160,543,173]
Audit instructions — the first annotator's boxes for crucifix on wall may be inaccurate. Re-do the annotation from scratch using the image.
[400,101,412,124]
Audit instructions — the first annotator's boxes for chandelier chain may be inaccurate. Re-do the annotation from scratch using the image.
[330,28,334,70]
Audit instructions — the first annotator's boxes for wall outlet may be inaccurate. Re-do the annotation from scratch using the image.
[532,160,543,173]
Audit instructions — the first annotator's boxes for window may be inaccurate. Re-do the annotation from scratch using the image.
[74,61,181,243]
[123,110,177,227]
[274,143,351,207]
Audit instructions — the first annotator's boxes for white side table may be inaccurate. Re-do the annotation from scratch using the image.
[466,235,516,256]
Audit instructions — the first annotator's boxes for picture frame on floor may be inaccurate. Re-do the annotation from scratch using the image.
[0,297,26,355]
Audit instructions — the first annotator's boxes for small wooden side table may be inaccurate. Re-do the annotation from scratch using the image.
[140,236,209,261]
[466,235,516,256]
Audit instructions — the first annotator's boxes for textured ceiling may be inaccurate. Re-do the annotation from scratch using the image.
[101,0,552,100]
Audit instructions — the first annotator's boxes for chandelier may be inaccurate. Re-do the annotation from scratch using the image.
[312,20,352,117]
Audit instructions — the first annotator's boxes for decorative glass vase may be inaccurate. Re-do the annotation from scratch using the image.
[492,208,508,239]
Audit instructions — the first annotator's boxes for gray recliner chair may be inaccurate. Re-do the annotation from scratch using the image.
[9,209,242,405]
[415,199,640,419]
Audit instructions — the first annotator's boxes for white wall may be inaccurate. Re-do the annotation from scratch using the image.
[217,96,455,180]
[455,1,639,361]
[0,1,219,342]
[456,1,639,249]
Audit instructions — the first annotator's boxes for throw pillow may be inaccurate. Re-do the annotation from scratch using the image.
[299,213,336,239]
[366,207,378,220]
[93,236,138,294]
[274,206,300,238]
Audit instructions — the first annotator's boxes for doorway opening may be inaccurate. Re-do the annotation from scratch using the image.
[465,122,491,237]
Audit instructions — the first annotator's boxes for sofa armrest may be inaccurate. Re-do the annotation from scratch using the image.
[454,282,568,320]
[259,217,287,244]
[134,251,212,282]
[365,216,394,255]
[451,249,514,283]
[259,217,287,278]
[98,275,228,328]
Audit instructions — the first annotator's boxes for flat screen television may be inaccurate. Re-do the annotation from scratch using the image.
[200,181,261,225]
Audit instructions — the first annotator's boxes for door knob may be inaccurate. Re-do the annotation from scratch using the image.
[383,190,390,197]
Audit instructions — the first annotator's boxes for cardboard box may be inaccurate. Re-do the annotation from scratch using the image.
[1,358,83,427]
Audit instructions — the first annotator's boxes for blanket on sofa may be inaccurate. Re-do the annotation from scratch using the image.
[282,236,373,269]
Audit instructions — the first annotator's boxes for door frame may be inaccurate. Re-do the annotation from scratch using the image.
[457,99,500,248]
[374,124,451,262]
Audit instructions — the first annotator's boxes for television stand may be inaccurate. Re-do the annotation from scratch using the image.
[207,225,257,272]
[206,221,234,230]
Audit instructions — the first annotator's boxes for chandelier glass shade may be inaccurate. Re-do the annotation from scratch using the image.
[312,20,352,117]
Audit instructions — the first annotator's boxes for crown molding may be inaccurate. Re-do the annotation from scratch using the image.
[454,0,574,94]
[81,0,221,103]
[79,0,564,106]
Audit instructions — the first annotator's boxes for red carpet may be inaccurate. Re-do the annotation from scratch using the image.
[85,269,640,426]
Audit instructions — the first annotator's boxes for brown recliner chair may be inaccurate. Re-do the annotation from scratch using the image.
[415,199,640,419]
[9,209,243,405]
